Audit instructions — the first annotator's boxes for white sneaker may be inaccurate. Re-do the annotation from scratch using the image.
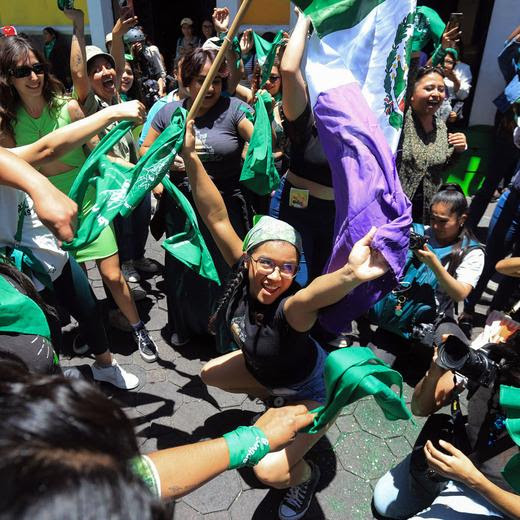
[133,257,159,274]
[122,261,140,282]
[91,359,139,390]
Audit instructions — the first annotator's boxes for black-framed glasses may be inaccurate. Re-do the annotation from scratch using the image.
[250,256,299,279]
[267,75,280,83]
[10,63,46,78]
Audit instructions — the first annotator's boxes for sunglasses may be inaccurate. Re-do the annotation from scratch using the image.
[10,63,46,78]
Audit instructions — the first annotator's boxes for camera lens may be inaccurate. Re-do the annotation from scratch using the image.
[438,335,470,371]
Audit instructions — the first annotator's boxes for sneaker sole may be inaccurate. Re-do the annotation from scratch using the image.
[139,350,158,363]
[92,374,140,390]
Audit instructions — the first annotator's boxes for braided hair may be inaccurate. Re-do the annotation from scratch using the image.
[208,256,248,334]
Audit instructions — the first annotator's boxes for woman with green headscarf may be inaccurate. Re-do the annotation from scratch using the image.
[180,120,388,520]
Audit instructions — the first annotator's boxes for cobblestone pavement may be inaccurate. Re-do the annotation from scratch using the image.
[60,221,494,519]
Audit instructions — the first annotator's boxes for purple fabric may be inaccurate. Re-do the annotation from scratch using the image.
[315,82,412,333]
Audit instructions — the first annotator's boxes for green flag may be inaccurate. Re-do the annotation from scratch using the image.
[252,30,284,88]
[63,108,187,251]
[161,177,220,285]
[306,347,411,434]
[240,90,280,196]
[500,385,520,493]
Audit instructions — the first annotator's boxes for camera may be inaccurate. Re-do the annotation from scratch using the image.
[411,322,436,347]
[437,335,499,388]
[409,231,429,251]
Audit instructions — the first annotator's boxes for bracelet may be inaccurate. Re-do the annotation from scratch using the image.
[223,426,270,469]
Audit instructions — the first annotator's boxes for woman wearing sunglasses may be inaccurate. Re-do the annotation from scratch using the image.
[0,34,159,365]
[180,119,388,520]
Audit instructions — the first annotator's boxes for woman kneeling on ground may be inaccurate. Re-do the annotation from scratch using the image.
[181,120,388,520]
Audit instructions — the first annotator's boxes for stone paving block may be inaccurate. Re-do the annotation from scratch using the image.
[230,487,277,519]
[171,399,221,436]
[316,469,374,520]
[171,502,203,519]
[204,386,247,409]
[335,413,361,435]
[142,303,167,332]
[354,398,408,439]
[386,436,413,459]
[183,470,241,514]
[335,430,397,480]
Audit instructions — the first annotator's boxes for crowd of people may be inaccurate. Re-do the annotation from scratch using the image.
[0,4,519,520]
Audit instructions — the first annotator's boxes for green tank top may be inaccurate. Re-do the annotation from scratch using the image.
[13,98,95,213]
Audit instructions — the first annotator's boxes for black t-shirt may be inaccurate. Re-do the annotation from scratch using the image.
[228,285,318,388]
[151,96,252,186]
[283,104,332,187]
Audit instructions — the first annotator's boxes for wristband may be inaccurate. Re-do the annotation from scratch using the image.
[223,426,270,469]
[130,455,161,497]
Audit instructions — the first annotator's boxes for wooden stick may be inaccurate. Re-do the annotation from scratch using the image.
[187,0,254,121]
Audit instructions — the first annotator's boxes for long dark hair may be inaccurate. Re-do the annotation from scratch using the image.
[0,36,64,139]
[430,183,479,275]
[209,255,248,333]
[0,368,167,519]
[250,55,282,98]
[180,48,228,92]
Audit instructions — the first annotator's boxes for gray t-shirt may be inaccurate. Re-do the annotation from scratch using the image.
[151,96,251,184]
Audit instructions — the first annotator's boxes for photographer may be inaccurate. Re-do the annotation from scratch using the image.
[368,184,484,382]
[373,328,520,519]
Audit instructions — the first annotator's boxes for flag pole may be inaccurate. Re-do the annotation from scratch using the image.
[187,0,254,121]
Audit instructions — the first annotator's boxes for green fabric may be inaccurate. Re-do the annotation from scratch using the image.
[292,0,385,39]
[0,274,51,340]
[499,385,520,493]
[240,90,280,196]
[161,177,220,285]
[251,30,284,88]
[223,426,270,469]
[129,456,160,497]
[242,215,302,254]
[64,107,187,250]
[44,40,55,60]
[431,46,459,67]
[412,6,446,53]
[306,347,412,434]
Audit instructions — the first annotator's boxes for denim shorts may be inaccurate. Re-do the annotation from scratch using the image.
[268,340,328,405]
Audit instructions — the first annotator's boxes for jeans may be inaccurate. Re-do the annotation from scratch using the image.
[373,454,506,519]
[41,257,109,356]
[465,188,520,313]
[113,193,152,264]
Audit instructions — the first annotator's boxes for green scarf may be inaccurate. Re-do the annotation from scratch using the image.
[0,274,51,340]
[306,347,412,434]
[240,90,280,195]
[63,108,187,250]
[500,385,520,493]
[161,177,220,284]
[252,30,284,88]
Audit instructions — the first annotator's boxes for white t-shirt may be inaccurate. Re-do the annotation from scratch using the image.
[0,185,68,291]
[424,226,485,311]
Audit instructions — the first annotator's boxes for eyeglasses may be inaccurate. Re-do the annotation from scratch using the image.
[10,63,46,78]
[267,75,280,83]
[251,256,299,279]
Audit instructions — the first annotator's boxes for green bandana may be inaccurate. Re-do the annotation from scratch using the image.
[252,30,284,88]
[500,385,520,493]
[0,274,51,340]
[306,347,412,434]
[63,108,186,251]
[240,90,280,195]
[242,216,302,255]
[161,176,220,285]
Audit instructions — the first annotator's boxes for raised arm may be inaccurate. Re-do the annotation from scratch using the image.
[280,9,310,121]
[0,148,77,242]
[64,8,89,104]
[284,228,389,331]
[12,101,145,167]
[181,121,243,266]
[147,405,314,499]
[110,9,138,90]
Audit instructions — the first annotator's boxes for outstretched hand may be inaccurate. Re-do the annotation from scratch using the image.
[254,405,315,452]
[348,227,389,282]
[212,7,230,34]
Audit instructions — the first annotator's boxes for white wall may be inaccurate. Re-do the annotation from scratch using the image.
[87,0,114,49]
[469,0,520,126]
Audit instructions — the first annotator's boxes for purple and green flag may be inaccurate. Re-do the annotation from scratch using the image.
[292,0,415,332]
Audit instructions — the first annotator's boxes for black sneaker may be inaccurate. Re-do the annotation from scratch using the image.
[278,461,320,520]
[134,328,158,363]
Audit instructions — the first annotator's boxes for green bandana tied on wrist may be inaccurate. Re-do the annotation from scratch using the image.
[223,426,270,469]
[305,347,412,434]
[500,385,520,493]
